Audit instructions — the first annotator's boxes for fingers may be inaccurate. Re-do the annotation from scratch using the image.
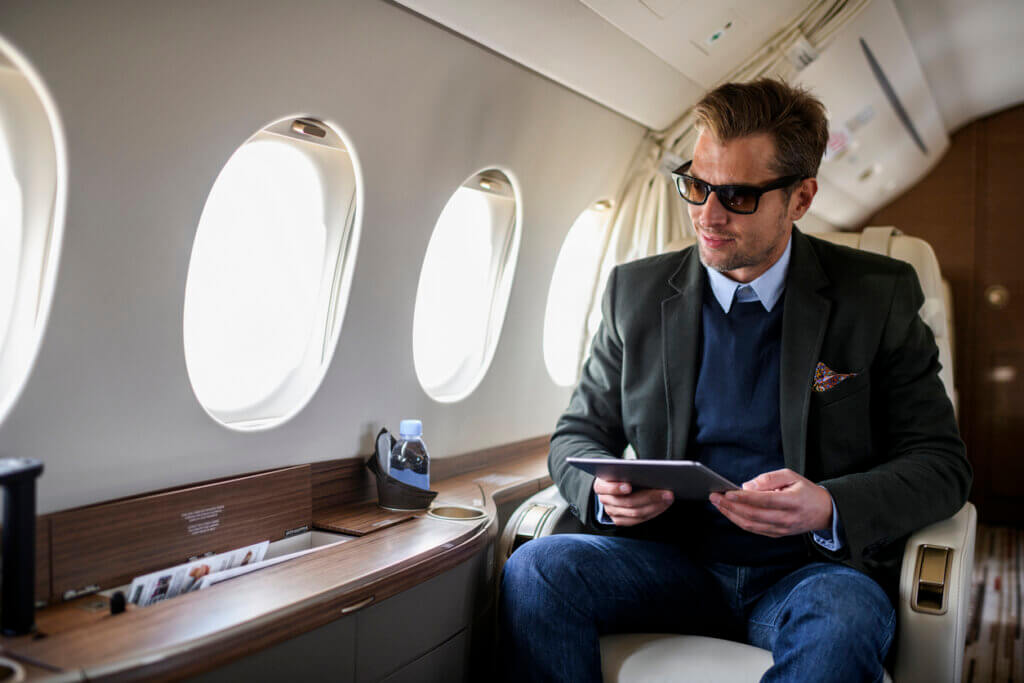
[593,477,674,526]
[715,489,795,510]
[713,503,788,537]
[593,478,674,507]
[712,494,797,529]
[600,488,673,508]
[742,468,800,491]
[604,495,674,526]
[709,478,832,537]
[593,477,633,496]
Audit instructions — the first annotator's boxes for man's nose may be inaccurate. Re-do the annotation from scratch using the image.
[697,190,729,227]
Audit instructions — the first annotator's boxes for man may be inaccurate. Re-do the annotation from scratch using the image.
[501,79,971,682]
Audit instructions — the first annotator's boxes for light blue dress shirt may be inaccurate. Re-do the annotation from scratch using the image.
[594,234,845,551]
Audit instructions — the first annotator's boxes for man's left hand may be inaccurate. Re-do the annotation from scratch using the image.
[709,469,832,537]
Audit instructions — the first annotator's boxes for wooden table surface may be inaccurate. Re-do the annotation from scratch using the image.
[0,453,550,682]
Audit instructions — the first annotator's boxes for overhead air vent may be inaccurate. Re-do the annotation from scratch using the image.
[861,38,928,155]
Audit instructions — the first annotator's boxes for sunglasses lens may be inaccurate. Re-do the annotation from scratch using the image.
[718,188,758,214]
[678,176,708,203]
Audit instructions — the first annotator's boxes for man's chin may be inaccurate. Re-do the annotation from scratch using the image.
[698,246,737,273]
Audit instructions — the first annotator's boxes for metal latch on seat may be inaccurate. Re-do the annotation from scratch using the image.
[509,504,556,556]
[912,544,952,614]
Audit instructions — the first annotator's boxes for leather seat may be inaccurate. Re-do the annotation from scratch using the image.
[501,228,976,682]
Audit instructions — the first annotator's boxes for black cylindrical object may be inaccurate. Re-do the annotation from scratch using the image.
[0,457,44,637]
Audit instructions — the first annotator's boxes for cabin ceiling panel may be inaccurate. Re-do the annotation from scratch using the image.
[393,0,705,129]
[580,0,810,89]
[894,0,1024,132]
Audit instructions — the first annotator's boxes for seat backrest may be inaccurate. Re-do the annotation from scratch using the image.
[664,227,957,412]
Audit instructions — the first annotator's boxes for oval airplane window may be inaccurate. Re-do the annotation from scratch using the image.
[183,117,362,430]
[0,35,67,427]
[542,201,611,386]
[413,169,521,402]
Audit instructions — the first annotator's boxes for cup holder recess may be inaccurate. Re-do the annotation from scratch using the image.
[0,657,25,683]
[427,505,487,521]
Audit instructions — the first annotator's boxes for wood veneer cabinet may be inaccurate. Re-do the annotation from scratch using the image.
[0,441,550,682]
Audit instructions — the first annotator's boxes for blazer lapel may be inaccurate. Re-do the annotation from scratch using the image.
[662,247,704,461]
[780,229,831,475]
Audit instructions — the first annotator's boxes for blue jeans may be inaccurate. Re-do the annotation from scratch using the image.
[500,534,894,682]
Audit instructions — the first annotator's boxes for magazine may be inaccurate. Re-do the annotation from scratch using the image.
[126,540,270,607]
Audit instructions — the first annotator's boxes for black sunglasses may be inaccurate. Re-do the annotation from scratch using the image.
[671,160,806,215]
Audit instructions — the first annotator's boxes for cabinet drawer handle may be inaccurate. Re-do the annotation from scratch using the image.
[340,596,375,614]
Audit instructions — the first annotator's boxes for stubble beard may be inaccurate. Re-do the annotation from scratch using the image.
[694,213,789,275]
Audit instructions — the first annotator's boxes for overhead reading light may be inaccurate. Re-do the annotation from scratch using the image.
[479,179,493,190]
[291,119,327,138]
[592,199,613,212]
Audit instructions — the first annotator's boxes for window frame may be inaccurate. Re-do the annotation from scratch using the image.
[182,115,363,431]
[412,168,522,403]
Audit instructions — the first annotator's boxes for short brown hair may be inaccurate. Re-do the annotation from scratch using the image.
[693,79,828,179]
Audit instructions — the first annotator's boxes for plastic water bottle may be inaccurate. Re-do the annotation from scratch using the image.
[389,419,430,490]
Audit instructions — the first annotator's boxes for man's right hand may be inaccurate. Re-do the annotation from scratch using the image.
[593,477,674,527]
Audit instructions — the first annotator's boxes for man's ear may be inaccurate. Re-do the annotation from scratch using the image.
[788,178,818,221]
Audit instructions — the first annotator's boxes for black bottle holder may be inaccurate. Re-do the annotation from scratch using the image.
[366,435,437,511]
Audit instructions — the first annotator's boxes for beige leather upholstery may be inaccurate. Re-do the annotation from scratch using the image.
[600,634,773,683]
[894,503,977,683]
[503,228,975,682]
[600,633,896,682]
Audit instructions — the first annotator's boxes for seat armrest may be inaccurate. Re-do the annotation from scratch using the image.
[499,485,582,572]
[894,502,977,683]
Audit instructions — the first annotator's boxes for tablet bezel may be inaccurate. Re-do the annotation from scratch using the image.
[565,458,739,499]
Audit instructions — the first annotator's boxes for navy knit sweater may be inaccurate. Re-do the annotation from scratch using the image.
[690,283,807,565]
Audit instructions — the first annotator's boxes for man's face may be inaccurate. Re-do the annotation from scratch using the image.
[687,132,816,283]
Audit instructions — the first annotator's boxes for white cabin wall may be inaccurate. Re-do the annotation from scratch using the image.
[0,0,645,513]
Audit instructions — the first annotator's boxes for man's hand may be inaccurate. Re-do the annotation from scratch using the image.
[709,469,832,537]
[593,478,674,527]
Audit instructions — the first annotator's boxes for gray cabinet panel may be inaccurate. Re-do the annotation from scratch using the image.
[355,553,483,682]
[379,630,468,683]
[186,616,356,682]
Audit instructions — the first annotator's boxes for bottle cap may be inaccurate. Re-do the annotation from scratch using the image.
[398,419,422,437]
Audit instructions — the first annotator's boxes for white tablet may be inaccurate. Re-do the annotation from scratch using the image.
[566,457,739,499]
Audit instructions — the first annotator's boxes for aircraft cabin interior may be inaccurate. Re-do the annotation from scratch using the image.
[0,0,1020,681]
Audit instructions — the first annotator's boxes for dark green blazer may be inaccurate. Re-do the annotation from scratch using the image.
[549,227,971,597]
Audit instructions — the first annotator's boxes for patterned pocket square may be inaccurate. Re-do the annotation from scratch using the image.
[813,362,857,393]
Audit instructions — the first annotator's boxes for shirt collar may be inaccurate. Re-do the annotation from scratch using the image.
[704,232,792,313]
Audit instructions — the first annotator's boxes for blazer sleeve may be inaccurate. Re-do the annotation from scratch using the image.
[818,263,972,566]
[548,266,628,528]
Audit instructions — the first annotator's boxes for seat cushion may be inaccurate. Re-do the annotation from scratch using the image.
[600,634,892,682]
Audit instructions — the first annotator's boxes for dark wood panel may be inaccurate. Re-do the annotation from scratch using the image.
[867,122,979,445]
[978,106,1024,348]
[430,435,550,482]
[867,102,1024,524]
[974,105,1024,523]
[985,350,1024,499]
[310,458,375,514]
[36,515,51,605]
[49,466,311,601]
[314,502,415,536]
